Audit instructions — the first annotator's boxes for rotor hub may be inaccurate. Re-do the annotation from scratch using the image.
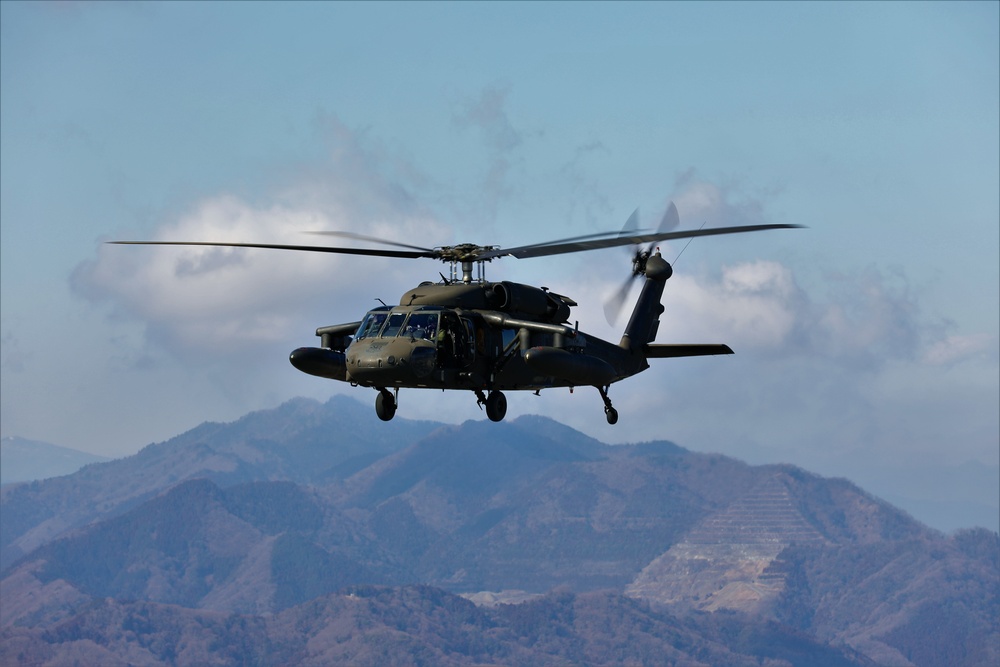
[434,244,500,282]
[435,243,499,263]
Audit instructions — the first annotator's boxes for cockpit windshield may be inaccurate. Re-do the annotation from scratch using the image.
[380,312,407,338]
[355,308,443,341]
[355,310,389,340]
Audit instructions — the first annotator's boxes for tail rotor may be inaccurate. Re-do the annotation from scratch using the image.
[604,202,679,325]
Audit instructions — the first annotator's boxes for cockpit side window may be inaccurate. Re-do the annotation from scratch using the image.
[380,312,407,338]
[405,313,438,340]
[355,312,388,340]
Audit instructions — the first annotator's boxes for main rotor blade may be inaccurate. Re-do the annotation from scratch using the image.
[309,228,654,261]
[449,225,652,262]
[107,240,435,259]
[526,209,646,249]
[482,223,804,260]
[532,226,654,247]
[305,230,436,253]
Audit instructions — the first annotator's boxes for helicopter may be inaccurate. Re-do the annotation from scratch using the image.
[111,202,800,424]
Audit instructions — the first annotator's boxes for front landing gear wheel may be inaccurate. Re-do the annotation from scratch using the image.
[605,407,619,425]
[485,391,507,422]
[375,389,396,421]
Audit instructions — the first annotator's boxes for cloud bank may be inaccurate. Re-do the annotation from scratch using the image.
[73,116,449,361]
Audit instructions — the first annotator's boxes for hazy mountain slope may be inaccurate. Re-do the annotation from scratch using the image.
[624,468,998,665]
[1,399,996,666]
[338,422,934,594]
[0,436,109,486]
[6,420,725,610]
[3,478,384,616]
[774,529,1000,667]
[0,587,872,667]
[327,419,765,592]
[0,396,439,570]
[417,443,754,591]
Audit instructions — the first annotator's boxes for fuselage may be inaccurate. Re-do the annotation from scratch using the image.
[343,304,637,391]
[289,260,676,394]
[286,252,735,425]
[290,300,644,392]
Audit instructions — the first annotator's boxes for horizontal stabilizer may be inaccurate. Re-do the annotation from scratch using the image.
[644,344,734,358]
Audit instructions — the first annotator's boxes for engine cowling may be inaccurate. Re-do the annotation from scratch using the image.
[489,282,572,323]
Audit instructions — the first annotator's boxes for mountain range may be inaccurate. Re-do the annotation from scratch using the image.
[2,395,997,666]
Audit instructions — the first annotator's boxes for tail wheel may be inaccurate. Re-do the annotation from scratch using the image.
[375,389,396,421]
[605,406,619,425]
[598,385,618,425]
[485,391,507,422]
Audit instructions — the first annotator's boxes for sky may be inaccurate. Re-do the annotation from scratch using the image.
[2,1,997,532]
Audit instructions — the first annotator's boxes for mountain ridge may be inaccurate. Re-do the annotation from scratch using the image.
[0,436,110,486]
[1,395,996,666]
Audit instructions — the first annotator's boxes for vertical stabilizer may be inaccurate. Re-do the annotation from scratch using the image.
[619,252,672,352]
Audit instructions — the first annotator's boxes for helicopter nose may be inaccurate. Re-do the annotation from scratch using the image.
[346,342,437,384]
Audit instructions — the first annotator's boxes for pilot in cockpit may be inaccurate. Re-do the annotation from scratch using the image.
[405,313,438,340]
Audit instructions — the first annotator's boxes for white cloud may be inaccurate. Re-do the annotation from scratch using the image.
[662,262,799,349]
[569,174,954,374]
[72,115,454,361]
[671,174,773,228]
[922,333,997,366]
[75,193,449,356]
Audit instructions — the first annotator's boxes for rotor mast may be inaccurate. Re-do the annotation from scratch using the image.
[460,260,475,283]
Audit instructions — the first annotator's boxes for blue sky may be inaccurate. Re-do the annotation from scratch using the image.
[2,1,997,531]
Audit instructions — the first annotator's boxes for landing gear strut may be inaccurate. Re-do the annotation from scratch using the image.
[476,389,507,422]
[375,388,397,421]
[598,386,618,425]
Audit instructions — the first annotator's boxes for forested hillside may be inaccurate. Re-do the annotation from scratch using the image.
[2,397,996,666]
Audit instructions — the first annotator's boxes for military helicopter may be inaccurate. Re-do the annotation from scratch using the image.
[112,202,799,424]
